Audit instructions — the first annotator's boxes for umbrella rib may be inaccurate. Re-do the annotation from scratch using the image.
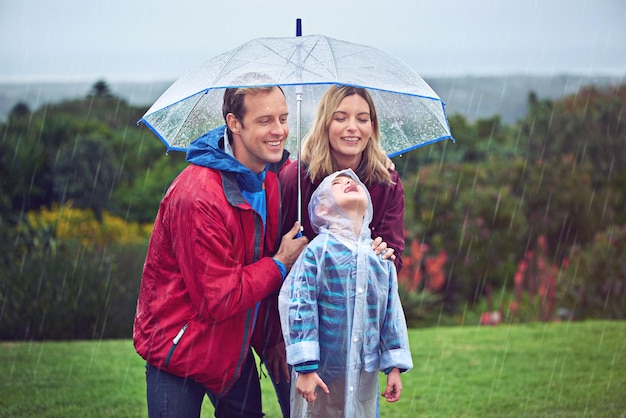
[319,36,340,82]
[249,36,342,84]
[210,43,249,85]
[170,91,208,145]
[257,38,327,83]
[294,35,346,80]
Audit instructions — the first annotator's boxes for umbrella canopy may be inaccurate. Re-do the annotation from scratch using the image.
[139,34,454,157]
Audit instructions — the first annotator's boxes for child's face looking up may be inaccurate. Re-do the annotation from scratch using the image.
[329,174,368,214]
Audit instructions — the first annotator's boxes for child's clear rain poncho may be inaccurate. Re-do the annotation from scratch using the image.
[279,169,413,418]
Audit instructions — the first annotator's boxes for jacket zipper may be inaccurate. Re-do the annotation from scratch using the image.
[164,322,188,368]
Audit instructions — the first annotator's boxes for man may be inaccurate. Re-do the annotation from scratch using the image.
[133,85,308,417]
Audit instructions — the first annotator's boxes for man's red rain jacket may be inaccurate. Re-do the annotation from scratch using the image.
[133,126,285,396]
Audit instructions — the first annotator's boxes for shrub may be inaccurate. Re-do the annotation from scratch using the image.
[557,224,626,320]
[0,205,150,340]
[27,203,152,249]
[398,285,447,328]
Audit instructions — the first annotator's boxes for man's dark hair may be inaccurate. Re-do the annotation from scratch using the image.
[222,82,285,142]
[222,72,284,123]
[222,86,279,124]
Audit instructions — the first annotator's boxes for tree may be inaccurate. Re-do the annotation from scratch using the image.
[0,116,57,214]
[403,157,528,308]
[520,85,626,188]
[9,101,31,119]
[53,137,118,218]
[112,153,187,223]
[0,89,168,221]
[89,79,112,97]
[393,113,519,179]
[512,155,611,263]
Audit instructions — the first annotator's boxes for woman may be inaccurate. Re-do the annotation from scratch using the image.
[280,85,405,272]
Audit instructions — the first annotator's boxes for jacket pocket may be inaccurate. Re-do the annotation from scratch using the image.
[164,322,188,368]
[357,369,379,402]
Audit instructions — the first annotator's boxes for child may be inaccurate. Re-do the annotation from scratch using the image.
[279,169,413,418]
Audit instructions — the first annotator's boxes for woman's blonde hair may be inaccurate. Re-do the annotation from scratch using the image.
[301,86,391,185]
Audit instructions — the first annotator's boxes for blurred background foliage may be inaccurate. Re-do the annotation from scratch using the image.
[1,80,624,339]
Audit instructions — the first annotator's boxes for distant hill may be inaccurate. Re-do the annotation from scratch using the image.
[427,74,624,123]
[0,80,171,124]
[0,74,623,124]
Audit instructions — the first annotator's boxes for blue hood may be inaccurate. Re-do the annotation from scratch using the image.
[186,125,266,192]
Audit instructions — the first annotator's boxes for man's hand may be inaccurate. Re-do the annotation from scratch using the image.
[296,372,329,403]
[264,342,290,384]
[273,222,308,271]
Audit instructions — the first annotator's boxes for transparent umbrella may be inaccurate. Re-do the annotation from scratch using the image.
[139,34,454,157]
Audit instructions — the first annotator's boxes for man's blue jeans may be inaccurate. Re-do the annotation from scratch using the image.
[145,348,289,417]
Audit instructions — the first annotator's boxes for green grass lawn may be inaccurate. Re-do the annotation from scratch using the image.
[1,321,624,417]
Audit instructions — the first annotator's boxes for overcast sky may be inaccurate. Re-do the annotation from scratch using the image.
[1,0,624,82]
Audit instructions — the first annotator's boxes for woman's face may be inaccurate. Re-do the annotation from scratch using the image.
[327,94,373,168]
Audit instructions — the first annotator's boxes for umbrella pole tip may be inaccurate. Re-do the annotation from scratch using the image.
[296,18,302,36]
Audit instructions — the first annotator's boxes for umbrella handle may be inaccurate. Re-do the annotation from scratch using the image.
[296,89,303,227]
[295,17,303,240]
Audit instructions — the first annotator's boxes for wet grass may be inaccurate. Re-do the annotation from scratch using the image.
[0,321,624,417]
